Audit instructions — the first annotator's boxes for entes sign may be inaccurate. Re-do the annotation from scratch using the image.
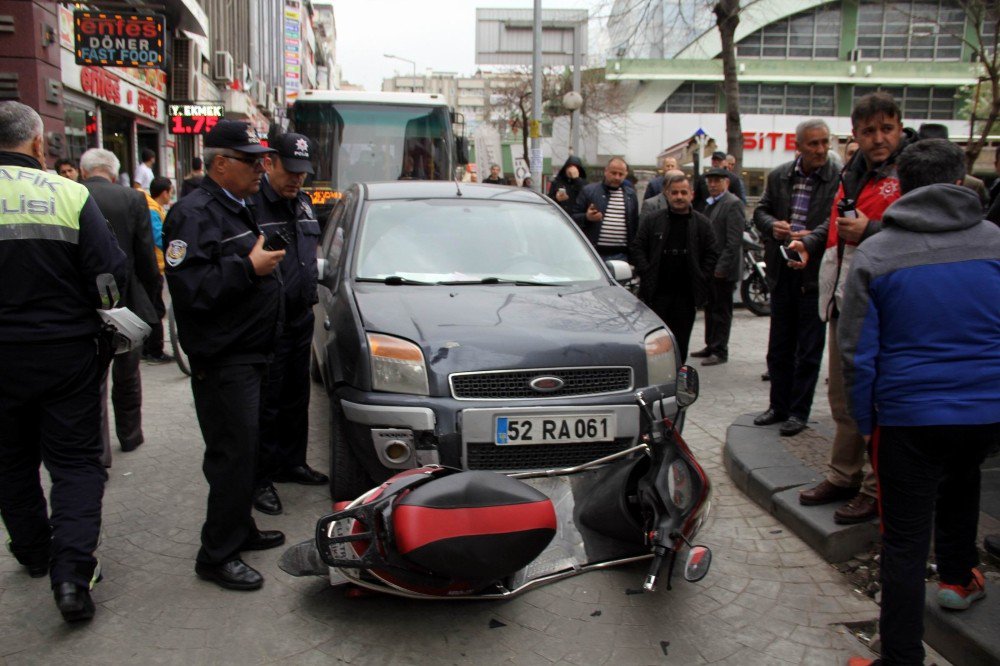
[168,104,225,135]
[74,11,165,68]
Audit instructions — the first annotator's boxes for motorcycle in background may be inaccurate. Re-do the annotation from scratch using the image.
[741,223,770,317]
[279,366,713,599]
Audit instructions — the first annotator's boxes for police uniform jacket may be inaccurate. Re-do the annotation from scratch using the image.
[251,175,320,318]
[0,151,126,342]
[163,175,282,364]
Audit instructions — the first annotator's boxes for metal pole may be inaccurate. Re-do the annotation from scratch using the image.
[571,24,581,157]
[530,0,543,193]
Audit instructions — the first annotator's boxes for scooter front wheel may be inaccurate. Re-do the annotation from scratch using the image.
[741,271,770,317]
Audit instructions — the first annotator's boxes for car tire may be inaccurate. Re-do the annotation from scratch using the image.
[329,397,374,502]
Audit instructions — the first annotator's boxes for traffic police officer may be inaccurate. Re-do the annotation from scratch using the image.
[164,120,286,591]
[0,101,126,621]
[250,133,327,516]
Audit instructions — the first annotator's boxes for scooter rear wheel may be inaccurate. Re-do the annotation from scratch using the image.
[741,272,770,317]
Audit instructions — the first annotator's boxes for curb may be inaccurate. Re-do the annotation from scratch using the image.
[724,413,1000,665]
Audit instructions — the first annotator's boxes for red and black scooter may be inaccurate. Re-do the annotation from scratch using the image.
[279,365,713,599]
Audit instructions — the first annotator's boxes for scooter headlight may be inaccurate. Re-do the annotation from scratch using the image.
[368,333,429,395]
[667,459,693,511]
[644,329,677,386]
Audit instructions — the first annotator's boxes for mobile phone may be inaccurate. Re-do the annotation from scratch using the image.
[263,228,291,252]
[780,245,802,263]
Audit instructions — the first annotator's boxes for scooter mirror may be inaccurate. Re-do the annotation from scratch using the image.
[676,365,699,408]
[683,545,712,582]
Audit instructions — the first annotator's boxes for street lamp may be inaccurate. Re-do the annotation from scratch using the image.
[562,91,583,157]
[384,53,417,92]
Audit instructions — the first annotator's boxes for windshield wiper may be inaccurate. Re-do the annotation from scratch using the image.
[356,276,433,285]
[437,277,560,286]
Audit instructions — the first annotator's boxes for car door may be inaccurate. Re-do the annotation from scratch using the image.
[313,187,358,386]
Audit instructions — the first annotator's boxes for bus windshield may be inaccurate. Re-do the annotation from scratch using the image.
[291,102,453,189]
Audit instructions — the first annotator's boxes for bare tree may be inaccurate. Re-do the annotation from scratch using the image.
[958,1,999,169]
[713,0,742,169]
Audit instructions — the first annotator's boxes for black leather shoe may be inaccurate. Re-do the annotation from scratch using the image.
[753,408,787,426]
[53,582,95,622]
[779,416,808,437]
[252,484,282,515]
[273,464,329,486]
[195,559,263,591]
[689,347,712,358]
[242,529,286,552]
[701,354,727,366]
[26,562,48,578]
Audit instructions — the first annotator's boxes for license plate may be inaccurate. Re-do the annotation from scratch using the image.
[494,414,616,445]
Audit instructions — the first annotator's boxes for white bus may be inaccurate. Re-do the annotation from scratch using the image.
[289,89,468,219]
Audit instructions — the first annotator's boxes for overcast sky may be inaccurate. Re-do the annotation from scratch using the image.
[331,0,608,91]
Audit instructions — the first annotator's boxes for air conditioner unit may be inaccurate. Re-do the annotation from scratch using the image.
[214,51,234,83]
[253,78,267,104]
[171,37,195,100]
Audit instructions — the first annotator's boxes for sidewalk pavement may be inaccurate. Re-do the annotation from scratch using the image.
[724,403,1000,665]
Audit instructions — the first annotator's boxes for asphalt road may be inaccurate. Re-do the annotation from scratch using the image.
[0,309,901,665]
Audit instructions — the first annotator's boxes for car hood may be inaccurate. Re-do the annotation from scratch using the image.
[354,283,666,375]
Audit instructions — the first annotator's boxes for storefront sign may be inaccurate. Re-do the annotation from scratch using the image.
[63,49,165,124]
[284,1,302,105]
[742,132,797,152]
[74,11,165,68]
[168,104,225,135]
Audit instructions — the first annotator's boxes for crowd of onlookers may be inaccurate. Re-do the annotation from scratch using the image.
[529,92,999,666]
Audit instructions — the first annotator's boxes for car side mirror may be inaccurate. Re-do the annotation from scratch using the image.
[605,259,632,282]
[675,365,699,408]
[455,136,470,165]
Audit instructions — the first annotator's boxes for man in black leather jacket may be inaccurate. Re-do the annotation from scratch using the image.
[630,173,718,362]
[751,119,840,436]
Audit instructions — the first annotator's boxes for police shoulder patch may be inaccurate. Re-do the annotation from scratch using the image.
[166,240,188,267]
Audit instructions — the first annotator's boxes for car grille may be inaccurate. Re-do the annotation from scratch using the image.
[451,367,633,400]
[466,440,631,470]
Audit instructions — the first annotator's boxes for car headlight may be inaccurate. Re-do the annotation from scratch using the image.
[644,329,677,386]
[368,333,429,395]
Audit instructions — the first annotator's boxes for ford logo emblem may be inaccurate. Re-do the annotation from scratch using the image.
[529,376,564,393]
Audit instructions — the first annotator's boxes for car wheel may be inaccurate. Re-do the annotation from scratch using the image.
[741,271,771,317]
[329,397,374,501]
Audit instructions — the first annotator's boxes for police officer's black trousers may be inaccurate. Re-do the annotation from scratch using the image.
[258,309,314,485]
[0,339,107,588]
[191,362,263,565]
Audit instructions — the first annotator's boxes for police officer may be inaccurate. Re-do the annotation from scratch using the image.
[163,120,286,591]
[0,102,126,621]
[250,133,327,516]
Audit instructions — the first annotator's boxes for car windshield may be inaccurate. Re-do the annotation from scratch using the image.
[354,198,605,284]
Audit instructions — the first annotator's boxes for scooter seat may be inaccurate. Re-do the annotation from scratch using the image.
[392,471,556,580]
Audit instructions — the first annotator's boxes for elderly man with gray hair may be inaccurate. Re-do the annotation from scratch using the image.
[80,148,160,462]
[0,102,125,622]
[750,118,839,436]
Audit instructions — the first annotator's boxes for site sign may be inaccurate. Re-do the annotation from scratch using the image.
[168,104,225,135]
[74,11,165,69]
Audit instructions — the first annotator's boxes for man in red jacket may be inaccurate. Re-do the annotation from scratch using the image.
[787,92,915,524]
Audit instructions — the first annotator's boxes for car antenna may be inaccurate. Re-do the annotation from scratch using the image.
[454,174,463,197]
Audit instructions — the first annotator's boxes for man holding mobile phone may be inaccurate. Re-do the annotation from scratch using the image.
[751,119,839,437]
[164,120,287,591]
[787,93,915,525]
[249,133,327,517]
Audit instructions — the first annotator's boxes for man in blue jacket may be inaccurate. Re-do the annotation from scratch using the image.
[838,138,1000,666]
[572,157,638,261]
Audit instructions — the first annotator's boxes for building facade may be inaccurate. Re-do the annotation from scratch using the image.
[589,0,992,194]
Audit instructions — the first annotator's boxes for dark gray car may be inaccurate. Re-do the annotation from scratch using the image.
[312,181,680,500]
